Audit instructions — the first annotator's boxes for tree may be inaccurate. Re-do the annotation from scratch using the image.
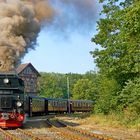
[38,72,83,99]
[38,72,66,98]
[94,75,120,114]
[91,0,140,85]
[72,78,95,100]
[90,0,140,119]
[120,77,140,115]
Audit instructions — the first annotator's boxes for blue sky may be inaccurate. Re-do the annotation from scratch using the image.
[22,30,96,74]
[22,0,101,74]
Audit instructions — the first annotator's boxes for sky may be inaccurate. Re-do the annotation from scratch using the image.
[22,0,101,74]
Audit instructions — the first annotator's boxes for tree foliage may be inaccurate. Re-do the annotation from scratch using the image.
[38,72,99,101]
[94,75,120,114]
[90,0,140,120]
[38,72,67,98]
[38,72,83,99]
[72,78,95,100]
[120,77,140,115]
[91,0,140,85]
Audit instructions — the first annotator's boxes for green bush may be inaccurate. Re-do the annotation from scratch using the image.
[120,78,140,116]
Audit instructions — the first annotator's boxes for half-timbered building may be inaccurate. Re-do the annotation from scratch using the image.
[16,63,40,95]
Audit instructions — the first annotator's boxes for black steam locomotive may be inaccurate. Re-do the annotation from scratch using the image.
[0,73,93,128]
[0,72,25,127]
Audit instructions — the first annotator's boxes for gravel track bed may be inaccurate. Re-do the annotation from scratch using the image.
[7,129,32,140]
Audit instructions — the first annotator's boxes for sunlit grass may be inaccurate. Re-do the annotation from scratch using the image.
[80,113,140,130]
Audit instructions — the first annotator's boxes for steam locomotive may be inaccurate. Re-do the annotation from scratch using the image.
[0,72,24,127]
[0,72,93,128]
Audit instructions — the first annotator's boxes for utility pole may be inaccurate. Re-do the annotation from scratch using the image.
[67,76,70,113]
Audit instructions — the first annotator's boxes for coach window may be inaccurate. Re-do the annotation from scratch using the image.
[62,102,64,107]
[73,102,75,107]
[48,101,50,106]
[51,101,53,106]
[55,101,57,107]
[81,102,82,107]
[78,102,79,107]
[74,102,76,107]
[58,101,60,107]
[76,102,78,107]
[64,102,67,107]
[78,102,80,107]
[77,102,79,107]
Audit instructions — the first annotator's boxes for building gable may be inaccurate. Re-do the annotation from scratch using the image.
[16,63,40,77]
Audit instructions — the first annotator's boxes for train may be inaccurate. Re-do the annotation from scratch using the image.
[0,72,93,128]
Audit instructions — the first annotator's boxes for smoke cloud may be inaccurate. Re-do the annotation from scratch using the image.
[0,0,97,71]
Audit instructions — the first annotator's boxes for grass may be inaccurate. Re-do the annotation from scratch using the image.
[83,113,140,130]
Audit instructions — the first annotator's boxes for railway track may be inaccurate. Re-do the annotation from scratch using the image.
[0,117,116,140]
[46,118,115,140]
[0,128,51,140]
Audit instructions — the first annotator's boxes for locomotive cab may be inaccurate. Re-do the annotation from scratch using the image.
[0,72,25,128]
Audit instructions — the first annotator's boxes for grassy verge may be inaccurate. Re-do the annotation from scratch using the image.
[87,113,140,130]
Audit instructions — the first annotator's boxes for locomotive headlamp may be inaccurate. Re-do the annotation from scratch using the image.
[16,101,22,107]
[3,78,9,84]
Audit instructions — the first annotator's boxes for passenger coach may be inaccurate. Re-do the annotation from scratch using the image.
[25,96,93,117]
